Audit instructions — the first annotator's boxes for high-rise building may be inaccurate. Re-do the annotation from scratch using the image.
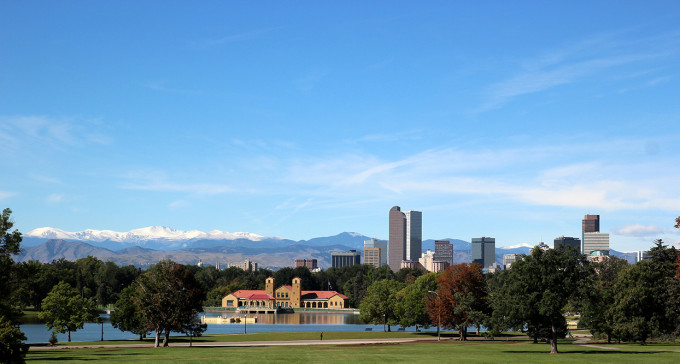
[582,214,600,253]
[554,236,581,251]
[294,259,318,270]
[388,206,406,271]
[583,232,609,255]
[388,206,422,271]
[434,240,453,265]
[471,237,495,268]
[581,214,609,255]
[404,210,422,261]
[582,214,600,233]
[331,250,361,268]
[364,238,388,267]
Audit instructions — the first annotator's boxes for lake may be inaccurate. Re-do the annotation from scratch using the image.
[20,312,435,343]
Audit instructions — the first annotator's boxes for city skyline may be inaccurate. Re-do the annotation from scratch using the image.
[1,2,679,252]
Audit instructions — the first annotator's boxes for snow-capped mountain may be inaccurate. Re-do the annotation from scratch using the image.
[499,243,534,249]
[26,226,272,244]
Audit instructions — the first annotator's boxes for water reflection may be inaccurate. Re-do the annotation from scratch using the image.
[20,311,430,343]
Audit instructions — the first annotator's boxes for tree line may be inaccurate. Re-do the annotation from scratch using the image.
[358,239,680,354]
[2,208,680,361]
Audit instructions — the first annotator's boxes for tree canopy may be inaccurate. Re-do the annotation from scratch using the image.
[132,259,206,347]
[38,281,100,342]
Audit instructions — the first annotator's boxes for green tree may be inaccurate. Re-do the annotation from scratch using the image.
[359,279,405,332]
[395,272,438,330]
[581,256,629,343]
[490,247,591,353]
[611,240,679,344]
[38,281,100,342]
[110,286,148,340]
[0,315,28,364]
[1,208,23,323]
[132,260,206,347]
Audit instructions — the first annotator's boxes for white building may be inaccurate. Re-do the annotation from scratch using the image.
[583,232,610,255]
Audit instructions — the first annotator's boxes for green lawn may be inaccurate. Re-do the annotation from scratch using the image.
[27,336,680,363]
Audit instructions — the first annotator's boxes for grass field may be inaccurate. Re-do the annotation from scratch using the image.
[26,332,680,363]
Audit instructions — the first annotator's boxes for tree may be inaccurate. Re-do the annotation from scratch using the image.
[0,315,28,364]
[581,257,629,343]
[1,208,23,323]
[38,281,100,342]
[426,263,488,341]
[395,273,438,330]
[132,260,206,347]
[610,240,679,344]
[359,279,405,332]
[489,247,591,353]
[110,286,148,340]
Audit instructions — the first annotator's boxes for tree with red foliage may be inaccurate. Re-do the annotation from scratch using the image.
[426,263,488,341]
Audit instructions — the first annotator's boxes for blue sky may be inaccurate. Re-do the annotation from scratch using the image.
[1,1,679,251]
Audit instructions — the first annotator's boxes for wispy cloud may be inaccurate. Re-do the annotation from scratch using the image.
[121,170,235,195]
[0,191,15,200]
[613,224,664,237]
[294,68,329,92]
[276,137,680,213]
[190,27,283,48]
[46,194,65,204]
[0,115,112,152]
[476,30,671,112]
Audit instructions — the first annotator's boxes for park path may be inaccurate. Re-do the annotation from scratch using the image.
[571,335,619,350]
[29,337,443,350]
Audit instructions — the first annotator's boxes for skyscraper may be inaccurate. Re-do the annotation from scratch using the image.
[581,214,608,255]
[471,237,495,268]
[404,210,422,261]
[582,214,600,233]
[388,206,422,272]
[388,206,406,271]
[434,240,453,265]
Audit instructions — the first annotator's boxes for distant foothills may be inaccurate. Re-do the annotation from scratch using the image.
[16,226,637,269]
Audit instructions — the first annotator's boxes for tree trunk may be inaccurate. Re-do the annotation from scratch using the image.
[68,330,71,342]
[162,330,170,347]
[476,325,480,336]
[154,329,160,347]
[550,324,559,354]
[607,334,611,344]
[387,324,391,332]
[533,333,538,344]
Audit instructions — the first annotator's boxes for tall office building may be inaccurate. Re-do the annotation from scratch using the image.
[331,250,361,268]
[471,237,495,268]
[364,238,387,267]
[581,214,608,255]
[582,214,600,233]
[388,206,422,271]
[404,210,422,261]
[434,240,453,265]
[583,232,610,256]
[554,236,581,251]
[388,206,406,271]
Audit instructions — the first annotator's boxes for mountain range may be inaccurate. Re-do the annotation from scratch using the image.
[17,226,637,268]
